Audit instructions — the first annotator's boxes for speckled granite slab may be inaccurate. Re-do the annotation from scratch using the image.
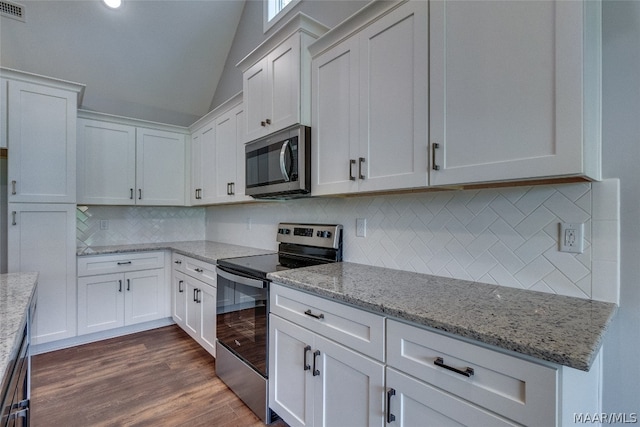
[268,262,617,371]
[1,273,38,389]
[77,240,274,264]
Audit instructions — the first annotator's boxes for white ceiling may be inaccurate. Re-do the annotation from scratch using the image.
[0,0,246,126]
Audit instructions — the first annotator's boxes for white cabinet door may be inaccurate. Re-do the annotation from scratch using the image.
[8,203,76,344]
[190,120,216,205]
[429,0,600,185]
[213,104,249,203]
[243,34,302,142]
[124,268,165,326]
[243,57,270,142]
[268,34,301,135]
[313,334,385,427]
[311,37,360,196]
[198,282,217,356]
[77,119,136,205]
[7,80,77,203]
[386,368,519,427]
[183,275,216,356]
[136,127,186,206]
[358,1,428,192]
[172,271,187,328]
[78,273,125,335]
[311,1,428,196]
[269,314,384,427]
[0,78,7,149]
[269,315,314,427]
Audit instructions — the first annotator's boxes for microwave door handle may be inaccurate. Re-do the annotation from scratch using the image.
[280,140,291,182]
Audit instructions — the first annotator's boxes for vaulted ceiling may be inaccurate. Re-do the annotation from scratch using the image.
[0,0,246,126]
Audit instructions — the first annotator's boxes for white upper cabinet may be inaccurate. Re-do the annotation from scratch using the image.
[3,70,84,203]
[238,13,329,143]
[77,111,188,206]
[189,94,249,206]
[429,0,602,186]
[77,119,136,205]
[311,1,428,196]
[1,78,7,149]
[136,127,186,206]
[190,118,216,205]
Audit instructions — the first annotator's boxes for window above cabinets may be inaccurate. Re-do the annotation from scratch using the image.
[264,0,300,32]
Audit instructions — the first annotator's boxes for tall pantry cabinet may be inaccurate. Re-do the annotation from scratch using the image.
[1,68,84,345]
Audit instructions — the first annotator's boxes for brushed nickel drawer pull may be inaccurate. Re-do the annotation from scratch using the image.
[304,309,324,320]
[434,356,474,377]
[117,261,132,265]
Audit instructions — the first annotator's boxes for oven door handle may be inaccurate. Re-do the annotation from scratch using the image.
[216,266,267,289]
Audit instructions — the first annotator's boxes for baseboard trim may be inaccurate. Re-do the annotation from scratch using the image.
[32,318,176,355]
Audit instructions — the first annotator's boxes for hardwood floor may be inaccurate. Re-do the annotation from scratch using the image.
[31,326,285,427]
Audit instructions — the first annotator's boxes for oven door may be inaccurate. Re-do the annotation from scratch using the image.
[216,266,268,377]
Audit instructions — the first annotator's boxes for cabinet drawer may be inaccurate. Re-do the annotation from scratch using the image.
[182,256,217,287]
[172,253,187,274]
[270,283,385,361]
[387,320,557,426]
[78,251,165,276]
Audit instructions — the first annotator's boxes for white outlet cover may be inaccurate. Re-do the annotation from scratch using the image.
[559,222,584,253]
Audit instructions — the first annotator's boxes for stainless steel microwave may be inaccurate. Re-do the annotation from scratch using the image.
[245,125,311,199]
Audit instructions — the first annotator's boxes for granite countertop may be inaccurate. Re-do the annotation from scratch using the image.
[1,273,38,388]
[77,240,274,264]
[268,262,617,372]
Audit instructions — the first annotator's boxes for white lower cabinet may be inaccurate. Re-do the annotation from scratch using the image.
[385,368,518,427]
[77,251,167,336]
[269,284,603,427]
[269,315,385,427]
[386,319,556,426]
[8,203,76,345]
[269,283,386,427]
[171,253,217,357]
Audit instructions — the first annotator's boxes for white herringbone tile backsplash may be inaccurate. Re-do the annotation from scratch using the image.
[76,205,205,249]
[206,181,620,302]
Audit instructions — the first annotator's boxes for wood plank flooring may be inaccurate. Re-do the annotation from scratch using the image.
[30,325,285,427]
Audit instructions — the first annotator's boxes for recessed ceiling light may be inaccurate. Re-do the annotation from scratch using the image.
[103,0,121,9]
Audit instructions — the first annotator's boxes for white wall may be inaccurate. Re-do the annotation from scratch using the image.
[601,0,640,417]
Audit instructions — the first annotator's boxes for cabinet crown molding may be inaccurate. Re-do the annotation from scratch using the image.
[0,66,86,105]
[308,0,408,58]
[78,109,190,135]
[236,12,330,72]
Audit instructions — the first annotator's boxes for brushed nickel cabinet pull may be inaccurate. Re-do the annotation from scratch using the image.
[312,350,320,376]
[261,121,266,127]
[118,280,123,293]
[126,279,131,291]
[138,189,142,200]
[432,143,441,171]
[265,118,271,125]
[11,211,16,226]
[178,280,184,293]
[130,188,134,199]
[11,180,16,195]
[358,157,366,180]
[386,388,396,424]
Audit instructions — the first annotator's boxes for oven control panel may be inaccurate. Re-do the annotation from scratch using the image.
[277,223,342,249]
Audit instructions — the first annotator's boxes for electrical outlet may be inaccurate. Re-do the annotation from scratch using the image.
[559,222,584,253]
[356,218,367,237]
[100,220,109,230]
[246,217,252,230]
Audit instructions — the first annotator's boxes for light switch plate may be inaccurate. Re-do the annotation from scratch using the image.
[559,222,584,253]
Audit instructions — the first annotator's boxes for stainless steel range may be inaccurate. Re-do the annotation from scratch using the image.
[215,223,343,423]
